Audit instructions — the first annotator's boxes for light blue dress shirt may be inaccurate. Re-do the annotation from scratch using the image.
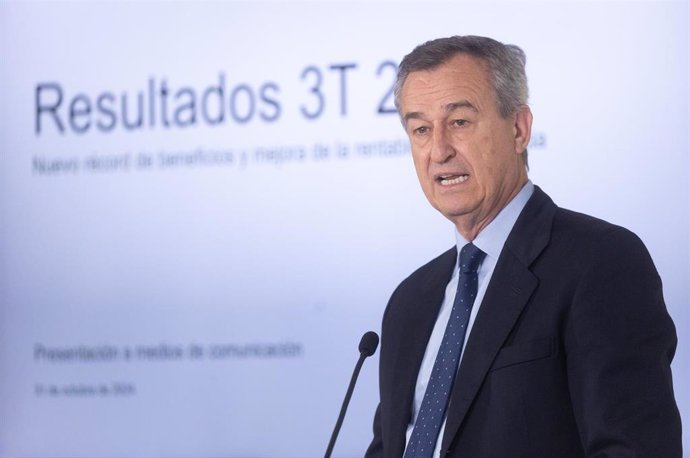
[404,181,535,457]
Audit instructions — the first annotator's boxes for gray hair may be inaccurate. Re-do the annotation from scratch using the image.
[394,35,529,118]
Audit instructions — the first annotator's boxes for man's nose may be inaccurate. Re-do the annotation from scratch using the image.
[430,126,455,163]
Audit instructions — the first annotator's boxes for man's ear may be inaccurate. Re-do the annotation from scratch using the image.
[514,105,533,154]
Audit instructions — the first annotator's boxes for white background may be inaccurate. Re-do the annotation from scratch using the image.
[1,1,688,457]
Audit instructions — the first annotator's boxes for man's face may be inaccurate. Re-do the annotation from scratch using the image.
[399,53,531,238]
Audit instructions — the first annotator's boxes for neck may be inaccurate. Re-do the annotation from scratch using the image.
[455,177,528,241]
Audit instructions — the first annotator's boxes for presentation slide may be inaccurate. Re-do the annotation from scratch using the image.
[1,2,687,457]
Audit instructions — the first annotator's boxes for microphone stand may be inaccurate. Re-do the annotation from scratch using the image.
[325,352,367,458]
[324,331,378,458]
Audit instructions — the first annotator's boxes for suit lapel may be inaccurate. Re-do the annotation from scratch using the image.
[385,248,457,456]
[441,186,557,450]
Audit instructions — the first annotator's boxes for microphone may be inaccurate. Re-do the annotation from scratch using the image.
[324,331,379,458]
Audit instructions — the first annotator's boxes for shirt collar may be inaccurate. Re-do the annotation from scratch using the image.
[455,180,534,262]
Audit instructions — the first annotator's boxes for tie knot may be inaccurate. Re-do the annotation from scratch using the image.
[459,243,485,273]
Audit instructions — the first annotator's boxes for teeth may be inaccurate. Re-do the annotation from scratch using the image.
[440,175,468,186]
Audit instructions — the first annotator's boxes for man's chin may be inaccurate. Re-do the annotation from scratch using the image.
[439,207,476,225]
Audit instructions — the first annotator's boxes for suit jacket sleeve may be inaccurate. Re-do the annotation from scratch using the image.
[564,227,681,456]
[364,279,403,458]
[364,402,383,458]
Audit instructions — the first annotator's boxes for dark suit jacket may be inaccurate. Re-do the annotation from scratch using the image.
[365,187,681,457]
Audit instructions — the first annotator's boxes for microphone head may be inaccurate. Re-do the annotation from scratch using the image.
[358,331,379,357]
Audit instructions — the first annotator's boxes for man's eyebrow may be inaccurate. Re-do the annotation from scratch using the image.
[445,100,478,113]
[403,100,479,123]
[402,111,424,125]
[403,100,479,124]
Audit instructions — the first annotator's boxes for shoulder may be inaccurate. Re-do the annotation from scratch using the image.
[511,187,660,293]
[382,247,455,321]
[396,247,456,291]
[532,205,663,317]
[550,207,654,267]
[524,186,648,258]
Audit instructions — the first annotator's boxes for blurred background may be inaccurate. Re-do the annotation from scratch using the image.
[1,1,688,457]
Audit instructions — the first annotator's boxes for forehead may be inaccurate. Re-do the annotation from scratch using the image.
[400,53,495,114]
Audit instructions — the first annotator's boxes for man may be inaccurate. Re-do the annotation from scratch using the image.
[365,36,681,458]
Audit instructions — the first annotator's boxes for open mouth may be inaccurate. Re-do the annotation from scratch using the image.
[437,174,469,186]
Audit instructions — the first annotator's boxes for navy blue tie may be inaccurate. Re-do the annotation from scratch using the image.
[404,243,485,458]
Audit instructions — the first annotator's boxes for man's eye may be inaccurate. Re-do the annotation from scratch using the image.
[413,126,429,135]
[453,119,468,127]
